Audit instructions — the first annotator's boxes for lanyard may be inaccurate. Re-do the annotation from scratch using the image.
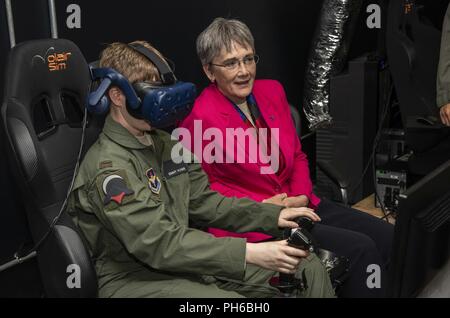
[229,94,260,123]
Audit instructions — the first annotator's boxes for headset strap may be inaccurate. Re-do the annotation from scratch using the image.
[128,43,176,84]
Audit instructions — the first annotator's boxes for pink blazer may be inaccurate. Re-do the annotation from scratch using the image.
[179,80,321,242]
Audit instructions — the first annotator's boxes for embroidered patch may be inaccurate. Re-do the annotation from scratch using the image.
[102,174,134,205]
[146,168,161,195]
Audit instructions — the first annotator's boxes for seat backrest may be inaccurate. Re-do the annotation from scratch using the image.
[387,0,441,121]
[1,39,98,297]
[386,0,443,151]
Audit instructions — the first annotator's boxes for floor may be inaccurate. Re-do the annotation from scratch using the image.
[418,259,450,298]
[352,194,396,224]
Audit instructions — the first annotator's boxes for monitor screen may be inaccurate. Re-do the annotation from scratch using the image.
[389,159,450,297]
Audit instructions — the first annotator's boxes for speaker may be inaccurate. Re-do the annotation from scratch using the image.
[315,55,378,203]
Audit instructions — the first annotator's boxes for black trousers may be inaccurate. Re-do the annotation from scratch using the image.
[314,199,394,298]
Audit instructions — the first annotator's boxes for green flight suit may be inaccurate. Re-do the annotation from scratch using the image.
[67,115,334,298]
[437,3,450,108]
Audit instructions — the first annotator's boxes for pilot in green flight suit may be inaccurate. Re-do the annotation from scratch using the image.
[66,41,335,298]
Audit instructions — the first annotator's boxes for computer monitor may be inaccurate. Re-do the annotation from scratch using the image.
[389,158,450,297]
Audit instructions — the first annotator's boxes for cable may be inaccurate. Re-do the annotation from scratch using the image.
[0,105,88,272]
[372,147,390,221]
[27,106,87,254]
[380,210,396,221]
[371,86,394,222]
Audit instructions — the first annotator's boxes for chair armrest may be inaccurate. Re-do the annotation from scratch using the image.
[288,104,349,204]
[317,160,350,206]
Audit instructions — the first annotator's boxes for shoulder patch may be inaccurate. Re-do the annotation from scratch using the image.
[96,170,134,206]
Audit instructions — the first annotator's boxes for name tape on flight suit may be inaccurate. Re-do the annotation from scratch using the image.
[163,160,188,179]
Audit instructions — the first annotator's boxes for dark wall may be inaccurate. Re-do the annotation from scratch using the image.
[53,0,324,106]
[0,0,10,100]
[418,0,449,31]
[1,0,384,123]
[51,0,378,169]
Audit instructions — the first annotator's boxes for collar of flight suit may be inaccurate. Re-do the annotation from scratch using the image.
[102,114,156,150]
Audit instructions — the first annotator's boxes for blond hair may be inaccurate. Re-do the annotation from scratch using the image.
[99,40,163,84]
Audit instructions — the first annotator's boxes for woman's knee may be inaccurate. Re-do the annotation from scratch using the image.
[346,233,386,271]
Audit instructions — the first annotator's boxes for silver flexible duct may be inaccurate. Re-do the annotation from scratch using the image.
[303,0,363,129]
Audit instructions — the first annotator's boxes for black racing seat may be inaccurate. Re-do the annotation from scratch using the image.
[289,105,349,205]
[387,0,441,126]
[386,0,450,177]
[1,39,100,297]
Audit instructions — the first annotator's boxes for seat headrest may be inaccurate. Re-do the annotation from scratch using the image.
[4,38,90,104]
[1,39,94,205]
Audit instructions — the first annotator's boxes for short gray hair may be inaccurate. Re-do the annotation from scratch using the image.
[196,18,255,65]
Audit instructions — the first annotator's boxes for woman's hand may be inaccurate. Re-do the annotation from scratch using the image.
[262,194,310,208]
[262,193,288,206]
[245,240,309,274]
[278,207,321,229]
[282,195,310,208]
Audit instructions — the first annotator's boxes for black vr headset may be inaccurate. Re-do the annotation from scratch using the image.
[87,43,196,128]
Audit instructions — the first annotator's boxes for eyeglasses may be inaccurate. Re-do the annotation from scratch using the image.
[210,54,259,71]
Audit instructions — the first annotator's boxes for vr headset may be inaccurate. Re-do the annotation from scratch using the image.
[87,43,196,128]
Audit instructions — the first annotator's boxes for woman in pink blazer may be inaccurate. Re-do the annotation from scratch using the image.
[180,18,393,297]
